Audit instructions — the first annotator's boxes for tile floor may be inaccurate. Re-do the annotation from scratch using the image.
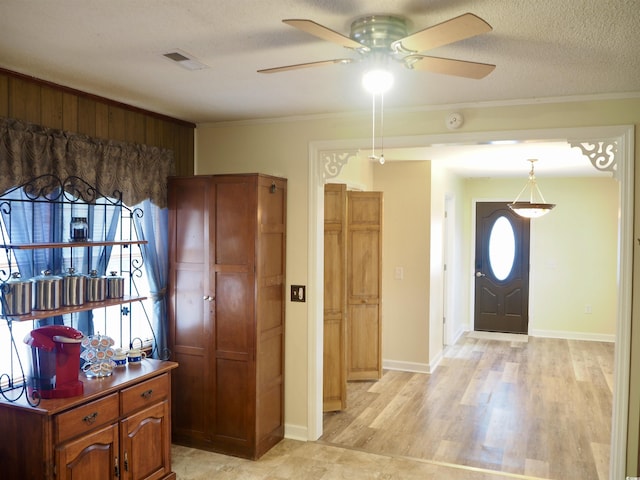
[171,439,543,480]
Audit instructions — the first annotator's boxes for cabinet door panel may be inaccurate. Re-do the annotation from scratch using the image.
[173,267,207,348]
[171,181,207,265]
[171,352,211,441]
[347,304,381,380]
[215,358,250,441]
[121,400,171,480]
[56,423,118,480]
[215,181,253,265]
[348,230,381,297]
[215,272,253,355]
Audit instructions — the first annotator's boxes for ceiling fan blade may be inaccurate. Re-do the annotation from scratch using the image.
[258,58,353,74]
[283,19,368,51]
[406,55,495,79]
[394,13,492,53]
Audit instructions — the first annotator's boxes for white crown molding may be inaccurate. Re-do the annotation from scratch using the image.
[197,91,640,128]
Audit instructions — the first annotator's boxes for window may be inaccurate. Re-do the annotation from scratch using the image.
[488,215,516,281]
[0,198,153,388]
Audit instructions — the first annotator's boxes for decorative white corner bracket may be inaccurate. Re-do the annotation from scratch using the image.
[318,150,359,181]
[569,139,618,179]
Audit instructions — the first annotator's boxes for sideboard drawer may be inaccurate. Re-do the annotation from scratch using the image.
[121,373,169,415]
[54,393,119,444]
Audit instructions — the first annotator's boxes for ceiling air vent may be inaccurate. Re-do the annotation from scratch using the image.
[163,49,209,71]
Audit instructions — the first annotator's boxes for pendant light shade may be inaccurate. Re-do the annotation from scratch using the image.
[508,159,555,218]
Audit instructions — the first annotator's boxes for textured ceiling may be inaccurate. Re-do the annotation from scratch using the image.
[1,0,639,125]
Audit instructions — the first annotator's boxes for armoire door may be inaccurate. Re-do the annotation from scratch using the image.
[210,176,256,453]
[323,184,347,411]
[168,176,214,445]
[346,191,382,381]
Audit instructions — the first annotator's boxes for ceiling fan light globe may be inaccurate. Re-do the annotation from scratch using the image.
[362,69,394,94]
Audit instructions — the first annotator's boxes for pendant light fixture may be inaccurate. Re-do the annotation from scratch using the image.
[508,159,556,218]
[362,67,393,165]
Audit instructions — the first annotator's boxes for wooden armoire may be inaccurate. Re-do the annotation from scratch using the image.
[168,173,286,459]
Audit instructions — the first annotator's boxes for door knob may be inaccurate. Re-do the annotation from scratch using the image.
[475,271,486,278]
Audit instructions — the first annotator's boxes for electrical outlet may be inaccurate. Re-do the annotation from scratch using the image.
[394,266,404,280]
[291,285,306,302]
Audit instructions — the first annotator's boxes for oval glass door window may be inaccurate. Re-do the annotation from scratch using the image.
[489,216,515,281]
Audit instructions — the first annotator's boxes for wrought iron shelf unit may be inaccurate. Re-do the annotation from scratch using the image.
[0,174,156,406]
[2,295,148,322]
[2,240,148,250]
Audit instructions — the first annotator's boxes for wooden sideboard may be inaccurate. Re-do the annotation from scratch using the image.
[0,359,178,480]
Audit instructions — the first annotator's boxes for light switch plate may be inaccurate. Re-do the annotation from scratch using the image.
[291,285,306,302]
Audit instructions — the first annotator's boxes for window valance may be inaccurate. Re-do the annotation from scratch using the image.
[0,116,175,208]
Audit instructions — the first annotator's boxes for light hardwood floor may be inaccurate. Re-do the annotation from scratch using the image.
[320,333,614,480]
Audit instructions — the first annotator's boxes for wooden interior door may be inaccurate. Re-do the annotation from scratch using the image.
[346,191,382,381]
[474,202,530,333]
[323,184,347,411]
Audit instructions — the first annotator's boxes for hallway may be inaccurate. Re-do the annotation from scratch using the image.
[320,333,614,480]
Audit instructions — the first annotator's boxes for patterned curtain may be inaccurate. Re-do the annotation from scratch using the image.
[0,116,175,350]
[0,116,175,208]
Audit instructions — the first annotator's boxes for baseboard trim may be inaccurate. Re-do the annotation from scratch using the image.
[284,423,309,441]
[529,329,615,342]
[450,327,466,346]
[383,359,432,374]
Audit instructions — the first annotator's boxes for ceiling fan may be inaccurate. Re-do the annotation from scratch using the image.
[258,13,495,79]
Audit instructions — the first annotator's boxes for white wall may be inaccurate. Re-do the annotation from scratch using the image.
[372,161,431,372]
[194,96,639,445]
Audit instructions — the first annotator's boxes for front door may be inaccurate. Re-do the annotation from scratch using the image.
[474,202,530,333]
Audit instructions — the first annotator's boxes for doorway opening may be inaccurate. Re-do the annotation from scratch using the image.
[308,125,633,480]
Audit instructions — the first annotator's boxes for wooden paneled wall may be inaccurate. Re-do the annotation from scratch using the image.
[0,68,195,176]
